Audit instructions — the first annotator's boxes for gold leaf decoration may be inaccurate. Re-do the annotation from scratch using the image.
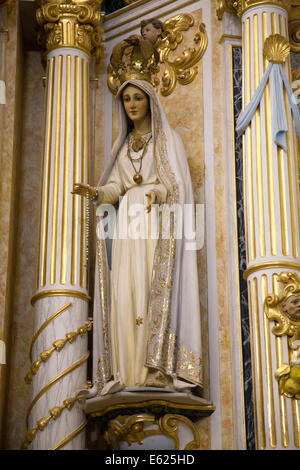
[36,0,104,60]
[40,347,55,362]
[37,416,52,431]
[104,413,200,450]
[63,397,76,410]
[24,319,93,384]
[53,338,67,351]
[156,15,208,97]
[50,406,63,420]
[107,14,207,96]
[22,390,85,449]
[264,272,300,399]
[263,34,290,64]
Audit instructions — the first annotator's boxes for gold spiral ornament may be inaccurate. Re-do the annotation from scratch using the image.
[263,34,290,64]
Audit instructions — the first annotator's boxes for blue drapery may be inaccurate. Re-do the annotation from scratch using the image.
[236,61,300,151]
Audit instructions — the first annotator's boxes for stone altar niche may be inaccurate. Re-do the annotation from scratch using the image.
[79,14,214,450]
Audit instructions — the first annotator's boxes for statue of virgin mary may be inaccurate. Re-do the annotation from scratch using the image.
[73,36,203,396]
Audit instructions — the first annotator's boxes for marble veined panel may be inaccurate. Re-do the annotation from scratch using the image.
[232,45,255,450]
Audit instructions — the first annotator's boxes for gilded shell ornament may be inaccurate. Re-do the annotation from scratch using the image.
[263,34,290,64]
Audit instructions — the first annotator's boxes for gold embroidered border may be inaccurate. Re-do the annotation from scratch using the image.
[95,238,112,392]
[145,94,178,378]
[145,313,203,386]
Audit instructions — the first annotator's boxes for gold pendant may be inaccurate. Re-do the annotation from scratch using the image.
[132,138,144,152]
[133,174,143,184]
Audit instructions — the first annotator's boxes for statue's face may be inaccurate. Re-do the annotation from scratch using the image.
[281,295,300,322]
[141,23,162,44]
[122,85,150,124]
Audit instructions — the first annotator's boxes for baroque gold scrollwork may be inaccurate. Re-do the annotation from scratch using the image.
[264,272,300,399]
[216,0,239,20]
[107,14,208,97]
[155,15,207,97]
[104,414,201,450]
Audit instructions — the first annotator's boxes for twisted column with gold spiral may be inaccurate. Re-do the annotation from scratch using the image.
[24,0,103,450]
[219,0,300,449]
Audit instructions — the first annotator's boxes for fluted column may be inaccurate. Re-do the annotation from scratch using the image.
[218,0,300,449]
[24,0,103,450]
[232,1,300,449]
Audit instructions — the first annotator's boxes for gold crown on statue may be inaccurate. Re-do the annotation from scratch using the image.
[107,35,160,94]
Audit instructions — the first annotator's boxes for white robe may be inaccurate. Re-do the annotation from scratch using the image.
[97,135,167,387]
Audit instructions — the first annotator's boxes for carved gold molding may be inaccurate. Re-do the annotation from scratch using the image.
[156,15,207,97]
[217,0,290,20]
[263,34,290,64]
[217,0,300,53]
[51,421,87,449]
[105,414,201,450]
[29,302,73,362]
[31,289,91,305]
[24,319,93,384]
[264,272,300,399]
[25,352,90,430]
[22,393,86,449]
[36,0,104,59]
[107,14,207,96]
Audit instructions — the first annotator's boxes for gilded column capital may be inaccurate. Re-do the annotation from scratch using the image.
[36,0,104,59]
[217,0,290,20]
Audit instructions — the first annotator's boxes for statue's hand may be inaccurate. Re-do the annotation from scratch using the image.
[72,183,97,200]
[145,191,156,213]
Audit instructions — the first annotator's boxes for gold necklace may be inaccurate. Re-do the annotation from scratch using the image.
[127,134,152,184]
